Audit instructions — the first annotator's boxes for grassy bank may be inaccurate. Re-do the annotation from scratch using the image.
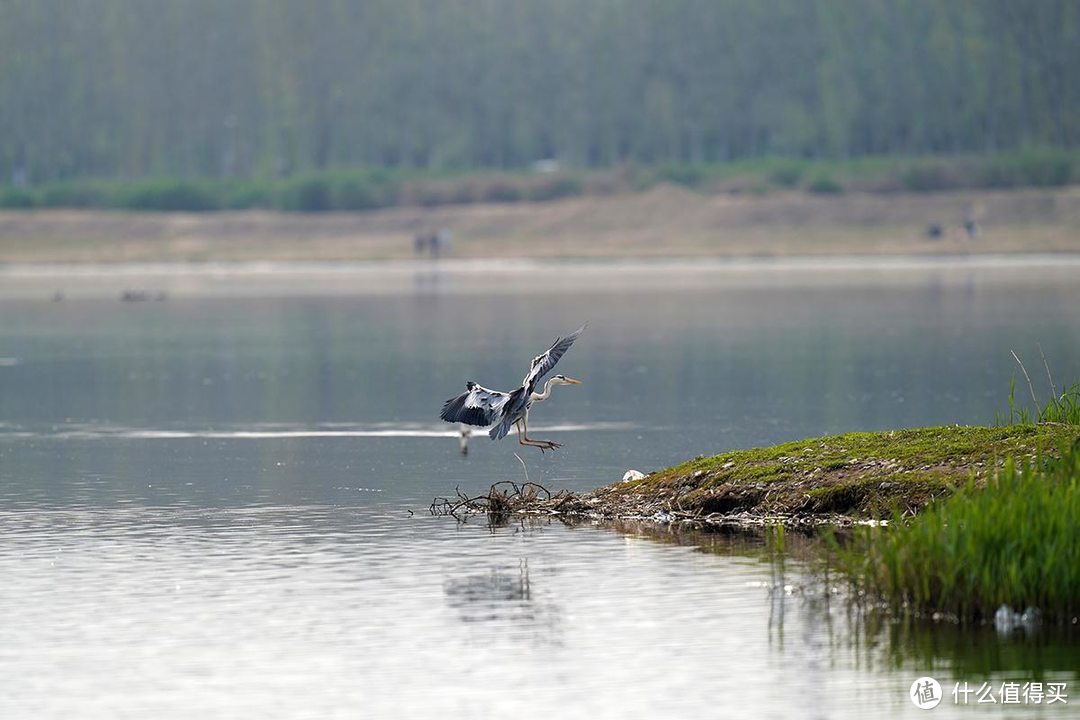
[831,440,1080,623]
[2,149,1077,213]
[582,423,1080,523]
[822,379,1080,623]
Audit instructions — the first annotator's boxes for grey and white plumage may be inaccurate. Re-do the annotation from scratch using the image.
[440,325,585,451]
[441,382,511,430]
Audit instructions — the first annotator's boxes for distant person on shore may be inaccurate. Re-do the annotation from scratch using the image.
[963,209,980,239]
[433,228,452,258]
[413,229,452,258]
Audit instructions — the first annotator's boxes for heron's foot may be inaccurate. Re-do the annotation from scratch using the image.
[535,439,562,452]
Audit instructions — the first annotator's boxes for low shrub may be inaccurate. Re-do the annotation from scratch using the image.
[0,187,38,208]
[806,172,844,194]
[277,174,332,212]
[527,175,582,201]
[980,148,1072,189]
[118,179,221,211]
[768,161,805,188]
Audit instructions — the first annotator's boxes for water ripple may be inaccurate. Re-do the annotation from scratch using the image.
[0,421,636,441]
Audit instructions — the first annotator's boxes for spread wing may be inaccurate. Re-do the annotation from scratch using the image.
[440,381,511,427]
[489,386,528,440]
[522,324,586,393]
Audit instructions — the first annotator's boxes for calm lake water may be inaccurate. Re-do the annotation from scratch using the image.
[1,258,1078,718]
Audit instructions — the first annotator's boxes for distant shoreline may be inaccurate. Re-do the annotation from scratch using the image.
[1,186,1078,266]
[3,252,1079,300]
[6,252,1080,275]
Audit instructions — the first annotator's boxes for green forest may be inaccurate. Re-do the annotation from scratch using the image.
[1,0,1077,187]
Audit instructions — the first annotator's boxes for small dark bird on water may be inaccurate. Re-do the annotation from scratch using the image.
[440,325,585,452]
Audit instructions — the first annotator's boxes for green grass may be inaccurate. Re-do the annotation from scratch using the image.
[1004,378,1080,426]
[830,440,1080,623]
[829,374,1080,623]
[1043,382,1080,424]
[996,350,1080,426]
[1,148,1075,213]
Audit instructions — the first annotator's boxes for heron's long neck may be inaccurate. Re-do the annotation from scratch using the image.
[530,378,556,402]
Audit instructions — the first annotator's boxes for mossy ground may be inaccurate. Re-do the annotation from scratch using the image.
[581,424,1080,524]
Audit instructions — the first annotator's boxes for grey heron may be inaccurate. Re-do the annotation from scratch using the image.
[440,325,585,452]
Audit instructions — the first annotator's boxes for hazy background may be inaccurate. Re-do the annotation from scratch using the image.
[2,0,1076,183]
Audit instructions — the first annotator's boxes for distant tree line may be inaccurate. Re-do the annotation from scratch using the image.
[1,0,1076,184]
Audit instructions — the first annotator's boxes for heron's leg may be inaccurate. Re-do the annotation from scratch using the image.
[520,415,562,452]
[516,420,547,450]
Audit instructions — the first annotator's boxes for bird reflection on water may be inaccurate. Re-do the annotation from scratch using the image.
[443,560,562,644]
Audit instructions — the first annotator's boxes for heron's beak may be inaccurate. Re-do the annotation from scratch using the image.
[563,377,582,385]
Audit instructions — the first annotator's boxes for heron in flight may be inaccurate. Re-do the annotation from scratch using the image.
[440,325,585,452]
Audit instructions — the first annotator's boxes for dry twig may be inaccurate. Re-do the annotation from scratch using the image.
[1011,349,1039,410]
[430,454,577,522]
